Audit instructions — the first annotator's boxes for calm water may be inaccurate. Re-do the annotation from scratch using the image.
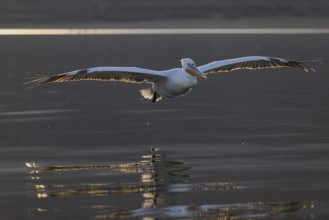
[0,33,329,219]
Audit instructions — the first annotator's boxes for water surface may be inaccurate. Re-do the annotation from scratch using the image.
[0,33,328,219]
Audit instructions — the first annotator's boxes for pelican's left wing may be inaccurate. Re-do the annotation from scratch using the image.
[198,56,322,74]
[25,66,166,88]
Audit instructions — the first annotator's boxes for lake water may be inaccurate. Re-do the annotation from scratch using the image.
[0,33,328,219]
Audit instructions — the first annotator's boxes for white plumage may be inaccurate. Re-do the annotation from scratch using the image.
[25,56,321,102]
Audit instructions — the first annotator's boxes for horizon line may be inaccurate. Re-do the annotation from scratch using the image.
[0,28,329,35]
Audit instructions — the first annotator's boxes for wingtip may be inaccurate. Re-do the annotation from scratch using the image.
[310,59,324,66]
[23,72,50,89]
[301,59,323,73]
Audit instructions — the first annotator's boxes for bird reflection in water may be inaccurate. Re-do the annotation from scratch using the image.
[26,148,314,219]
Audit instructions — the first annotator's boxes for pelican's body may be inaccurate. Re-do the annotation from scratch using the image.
[26,56,321,102]
[154,68,197,98]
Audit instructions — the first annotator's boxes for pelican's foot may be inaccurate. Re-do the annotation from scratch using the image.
[152,93,158,103]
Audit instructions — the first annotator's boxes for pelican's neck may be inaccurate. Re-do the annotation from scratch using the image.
[181,68,198,85]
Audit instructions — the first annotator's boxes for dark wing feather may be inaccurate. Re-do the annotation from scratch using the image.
[198,56,322,74]
[25,67,165,88]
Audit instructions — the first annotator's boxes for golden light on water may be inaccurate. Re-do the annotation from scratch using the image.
[35,184,46,190]
[1,28,329,35]
[36,193,48,198]
[25,149,314,219]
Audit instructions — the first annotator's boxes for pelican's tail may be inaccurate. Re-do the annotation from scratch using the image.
[140,88,162,102]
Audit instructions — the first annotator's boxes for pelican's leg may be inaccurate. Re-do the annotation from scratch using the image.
[152,93,157,103]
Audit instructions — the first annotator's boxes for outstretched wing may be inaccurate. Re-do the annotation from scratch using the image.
[25,66,166,88]
[198,56,322,74]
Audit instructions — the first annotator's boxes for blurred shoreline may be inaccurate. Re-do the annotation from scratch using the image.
[0,17,328,29]
[1,0,328,23]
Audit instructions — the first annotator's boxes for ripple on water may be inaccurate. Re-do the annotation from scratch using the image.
[25,149,314,219]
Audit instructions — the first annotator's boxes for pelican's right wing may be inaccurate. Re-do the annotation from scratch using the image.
[25,66,166,88]
[198,56,322,74]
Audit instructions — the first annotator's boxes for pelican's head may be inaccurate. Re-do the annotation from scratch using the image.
[181,58,207,80]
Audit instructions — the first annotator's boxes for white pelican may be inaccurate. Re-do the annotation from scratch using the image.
[25,56,321,102]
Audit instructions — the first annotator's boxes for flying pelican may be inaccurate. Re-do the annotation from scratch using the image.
[25,56,321,102]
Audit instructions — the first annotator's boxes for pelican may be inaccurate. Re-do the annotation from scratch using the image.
[25,56,321,102]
